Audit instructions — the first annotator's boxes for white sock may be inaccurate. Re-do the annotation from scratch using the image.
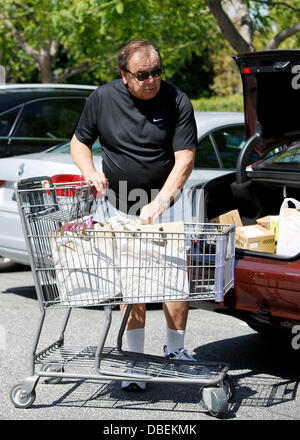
[166,327,185,353]
[125,328,145,353]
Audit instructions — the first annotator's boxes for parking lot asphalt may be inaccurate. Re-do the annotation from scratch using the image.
[1,266,300,428]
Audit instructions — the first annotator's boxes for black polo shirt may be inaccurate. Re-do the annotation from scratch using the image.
[75,79,197,213]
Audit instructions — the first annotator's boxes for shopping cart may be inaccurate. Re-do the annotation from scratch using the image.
[10,175,236,418]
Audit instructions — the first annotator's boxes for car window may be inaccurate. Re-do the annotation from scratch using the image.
[254,143,300,169]
[0,107,20,136]
[91,144,102,155]
[13,98,86,140]
[212,125,261,168]
[195,135,220,168]
[212,125,246,168]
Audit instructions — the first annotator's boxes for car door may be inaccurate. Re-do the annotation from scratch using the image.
[191,123,262,219]
[5,97,87,157]
[190,123,246,189]
[195,124,252,169]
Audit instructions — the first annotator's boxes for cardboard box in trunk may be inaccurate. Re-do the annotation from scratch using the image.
[235,224,275,253]
[211,209,243,227]
[256,215,279,241]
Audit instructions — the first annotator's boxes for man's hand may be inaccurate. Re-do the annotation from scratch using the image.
[70,135,109,193]
[139,199,165,224]
[84,170,109,193]
[139,148,195,224]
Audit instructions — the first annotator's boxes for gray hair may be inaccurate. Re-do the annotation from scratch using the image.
[118,40,162,71]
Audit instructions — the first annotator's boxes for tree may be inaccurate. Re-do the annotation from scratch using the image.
[2,1,299,91]
[0,0,123,83]
[0,0,214,84]
[203,1,300,96]
[205,0,300,53]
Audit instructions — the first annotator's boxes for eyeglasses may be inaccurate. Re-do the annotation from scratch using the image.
[125,67,162,81]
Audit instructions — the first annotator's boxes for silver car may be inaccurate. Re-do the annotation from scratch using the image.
[0,111,245,269]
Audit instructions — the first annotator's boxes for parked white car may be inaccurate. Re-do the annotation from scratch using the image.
[0,111,246,269]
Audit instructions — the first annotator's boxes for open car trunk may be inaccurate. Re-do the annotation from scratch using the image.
[191,49,300,333]
[198,49,300,258]
[190,151,300,334]
[194,172,300,259]
[191,175,300,332]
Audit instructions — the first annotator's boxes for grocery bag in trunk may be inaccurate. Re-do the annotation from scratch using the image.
[276,198,300,257]
[50,222,121,306]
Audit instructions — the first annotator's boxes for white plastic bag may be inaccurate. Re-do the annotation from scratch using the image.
[276,198,300,256]
[109,218,189,303]
[51,222,121,306]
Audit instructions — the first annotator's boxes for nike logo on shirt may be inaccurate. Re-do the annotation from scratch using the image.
[153,117,164,122]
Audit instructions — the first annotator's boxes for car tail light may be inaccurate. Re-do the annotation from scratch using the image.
[51,174,85,184]
[0,180,6,187]
[50,174,102,199]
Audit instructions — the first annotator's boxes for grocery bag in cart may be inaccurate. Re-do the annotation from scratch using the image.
[50,221,121,306]
[110,219,189,303]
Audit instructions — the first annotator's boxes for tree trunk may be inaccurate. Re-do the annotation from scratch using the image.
[205,0,256,53]
[230,0,253,44]
[265,22,300,49]
[38,48,55,83]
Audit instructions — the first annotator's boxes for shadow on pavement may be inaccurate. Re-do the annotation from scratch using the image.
[0,263,31,273]
[194,332,300,417]
[20,331,299,420]
[3,285,37,300]
[4,276,299,418]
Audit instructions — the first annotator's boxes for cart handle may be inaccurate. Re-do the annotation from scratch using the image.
[16,176,54,191]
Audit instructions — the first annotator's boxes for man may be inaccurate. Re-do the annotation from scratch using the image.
[70,40,197,391]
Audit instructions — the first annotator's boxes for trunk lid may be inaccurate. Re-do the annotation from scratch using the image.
[232,49,300,156]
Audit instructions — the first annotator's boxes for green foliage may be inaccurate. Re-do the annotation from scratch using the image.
[169,51,214,98]
[247,0,300,49]
[0,0,214,84]
[1,0,300,90]
[191,94,243,112]
[266,0,300,49]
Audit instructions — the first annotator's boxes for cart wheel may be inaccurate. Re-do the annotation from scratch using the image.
[199,386,228,418]
[10,383,36,409]
[223,375,235,401]
[41,364,64,384]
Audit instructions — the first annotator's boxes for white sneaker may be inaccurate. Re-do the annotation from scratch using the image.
[163,345,212,378]
[121,361,147,391]
[163,345,195,361]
